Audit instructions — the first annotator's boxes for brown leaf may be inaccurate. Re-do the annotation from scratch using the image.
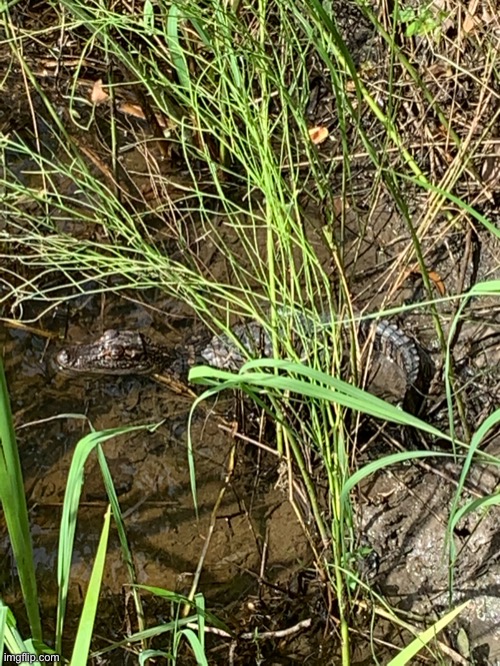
[308,126,329,145]
[118,103,167,128]
[91,79,109,104]
[407,268,446,296]
[463,13,480,33]
[428,271,446,296]
[117,102,146,119]
[463,0,480,33]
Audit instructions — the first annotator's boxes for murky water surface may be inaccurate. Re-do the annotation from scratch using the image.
[1,296,312,662]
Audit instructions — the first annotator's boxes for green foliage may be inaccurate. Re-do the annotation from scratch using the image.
[0,359,41,640]
[55,425,152,653]
[397,5,448,37]
[386,602,470,665]
[69,507,111,666]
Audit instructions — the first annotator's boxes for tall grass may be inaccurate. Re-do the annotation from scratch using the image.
[0,0,497,661]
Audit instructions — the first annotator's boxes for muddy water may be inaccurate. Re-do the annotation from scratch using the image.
[1,296,311,661]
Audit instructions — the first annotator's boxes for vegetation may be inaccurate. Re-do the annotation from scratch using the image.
[1,0,500,662]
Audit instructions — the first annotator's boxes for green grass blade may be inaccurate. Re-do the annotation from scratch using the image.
[340,451,454,503]
[133,586,230,634]
[194,594,205,651]
[70,506,112,666]
[0,604,6,662]
[96,447,146,639]
[90,616,198,660]
[55,424,154,654]
[167,5,192,93]
[450,493,500,536]
[0,601,40,663]
[0,359,41,640]
[189,359,447,438]
[386,601,470,665]
[178,629,208,666]
[139,648,172,663]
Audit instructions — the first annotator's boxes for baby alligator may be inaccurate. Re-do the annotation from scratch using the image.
[56,315,433,414]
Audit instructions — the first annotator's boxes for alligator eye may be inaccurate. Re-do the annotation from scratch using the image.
[109,346,124,360]
[57,350,69,365]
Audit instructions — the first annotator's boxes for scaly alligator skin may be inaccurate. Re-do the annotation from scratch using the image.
[198,317,432,413]
[56,316,433,413]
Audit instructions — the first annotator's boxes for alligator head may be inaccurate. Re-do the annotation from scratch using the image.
[56,329,169,376]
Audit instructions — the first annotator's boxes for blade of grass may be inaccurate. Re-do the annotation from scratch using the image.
[55,424,156,654]
[188,359,448,437]
[167,5,192,94]
[96,447,147,643]
[0,602,41,664]
[176,629,208,666]
[386,601,470,665]
[0,604,6,663]
[69,506,111,666]
[0,358,41,640]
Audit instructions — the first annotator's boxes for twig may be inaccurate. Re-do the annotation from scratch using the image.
[186,617,312,640]
[182,440,237,615]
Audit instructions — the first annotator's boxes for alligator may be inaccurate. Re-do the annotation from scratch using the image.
[56,314,433,414]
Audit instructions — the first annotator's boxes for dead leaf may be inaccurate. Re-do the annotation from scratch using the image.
[406,268,446,296]
[463,0,481,33]
[117,102,145,119]
[463,13,480,33]
[91,79,109,104]
[308,126,329,145]
[427,63,453,78]
[118,102,167,128]
[428,271,446,296]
